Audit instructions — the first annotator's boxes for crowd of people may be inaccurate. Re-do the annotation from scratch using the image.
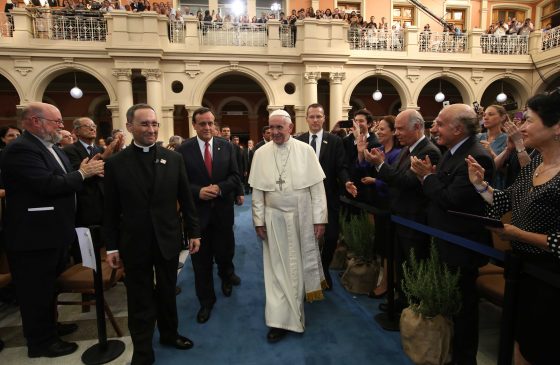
[0,91,559,365]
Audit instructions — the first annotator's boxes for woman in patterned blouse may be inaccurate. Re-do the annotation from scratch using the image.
[466,91,560,365]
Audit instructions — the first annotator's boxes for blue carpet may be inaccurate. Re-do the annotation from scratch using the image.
[154,196,413,365]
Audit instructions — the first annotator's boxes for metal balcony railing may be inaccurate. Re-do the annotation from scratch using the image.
[280,24,294,48]
[0,14,13,38]
[198,21,267,47]
[169,20,186,43]
[418,31,468,53]
[542,25,560,51]
[348,28,404,51]
[31,9,107,41]
[480,34,529,55]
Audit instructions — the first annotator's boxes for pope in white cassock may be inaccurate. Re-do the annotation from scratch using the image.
[249,109,328,343]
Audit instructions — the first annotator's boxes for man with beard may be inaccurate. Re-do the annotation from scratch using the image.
[0,102,104,358]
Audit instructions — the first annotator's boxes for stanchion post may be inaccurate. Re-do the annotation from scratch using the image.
[374,220,399,331]
[81,226,125,365]
[497,251,521,365]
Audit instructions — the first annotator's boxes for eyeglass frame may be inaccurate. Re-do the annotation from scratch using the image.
[76,124,97,130]
[34,116,64,125]
[129,121,160,128]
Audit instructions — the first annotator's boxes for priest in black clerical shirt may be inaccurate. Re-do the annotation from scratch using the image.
[103,104,201,365]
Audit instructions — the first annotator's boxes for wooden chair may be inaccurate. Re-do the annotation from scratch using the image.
[476,211,512,306]
[55,228,125,337]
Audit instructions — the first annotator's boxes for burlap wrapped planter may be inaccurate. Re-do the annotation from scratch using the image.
[340,257,379,295]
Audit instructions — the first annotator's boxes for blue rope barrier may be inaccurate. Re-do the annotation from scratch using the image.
[391,215,505,262]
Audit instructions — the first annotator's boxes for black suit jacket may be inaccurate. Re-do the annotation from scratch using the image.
[0,132,83,252]
[296,131,349,210]
[103,145,200,262]
[375,137,441,221]
[177,137,241,230]
[63,141,104,226]
[423,136,495,268]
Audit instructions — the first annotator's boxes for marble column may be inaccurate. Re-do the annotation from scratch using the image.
[294,105,307,134]
[112,68,132,136]
[106,104,120,135]
[328,72,346,131]
[141,69,165,139]
[185,105,202,138]
[303,71,320,108]
[160,105,175,143]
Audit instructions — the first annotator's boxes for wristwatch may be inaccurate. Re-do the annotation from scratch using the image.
[516,147,526,153]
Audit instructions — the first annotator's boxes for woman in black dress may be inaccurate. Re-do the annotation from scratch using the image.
[467,91,560,364]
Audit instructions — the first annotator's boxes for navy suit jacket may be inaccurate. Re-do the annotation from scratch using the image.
[177,137,241,230]
[63,141,105,226]
[423,136,495,268]
[0,132,83,251]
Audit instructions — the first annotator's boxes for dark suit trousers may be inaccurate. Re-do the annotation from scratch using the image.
[191,220,235,308]
[123,240,179,365]
[451,265,479,365]
[7,246,68,351]
[322,205,340,276]
[394,225,430,303]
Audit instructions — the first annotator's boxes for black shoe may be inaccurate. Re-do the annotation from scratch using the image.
[57,322,78,336]
[28,339,78,358]
[266,328,288,343]
[196,307,212,323]
[324,272,333,291]
[229,273,241,286]
[0,338,4,352]
[160,334,194,350]
[222,281,233,297]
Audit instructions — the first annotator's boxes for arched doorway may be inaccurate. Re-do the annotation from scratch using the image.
[349,77,402,119]
[0,74,21,127]
[202,73,269,145]
[42,71,112,139]
[481,79,520,112]
[417,78,463,121]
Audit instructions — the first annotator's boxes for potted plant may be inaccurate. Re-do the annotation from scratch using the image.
[400,243,461,365]
[340,212,378,295]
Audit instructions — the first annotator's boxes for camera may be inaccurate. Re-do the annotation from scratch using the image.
[338,120,354,128]
[472,101,480,113]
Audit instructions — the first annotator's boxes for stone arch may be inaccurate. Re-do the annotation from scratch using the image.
[414,72,474,105]
[0,66,24,103]
[344,70,409,108]
[87,94,111,117]
[216,96,256,116]
[479,73,531,107]
[29,62,116,103]
[534,68,560,94]
[192,66,274,107]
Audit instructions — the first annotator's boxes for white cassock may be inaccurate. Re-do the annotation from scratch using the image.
[249,137,328,332]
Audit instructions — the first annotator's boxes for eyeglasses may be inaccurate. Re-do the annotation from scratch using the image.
[77,124,97,130]
[35,116,64,125]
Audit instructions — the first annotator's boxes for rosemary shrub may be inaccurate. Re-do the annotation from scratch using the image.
[401,243,462,318]
[340,212,375,261]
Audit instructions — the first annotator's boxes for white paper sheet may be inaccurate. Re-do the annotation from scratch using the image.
[75,227,97,272]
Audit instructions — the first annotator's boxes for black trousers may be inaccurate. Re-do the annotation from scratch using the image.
[191,221,235,308]
[394,225,430,304]
[321,205,340,278]
[123,240,179,365]
[7,246,68,351]
[451,265,479,365]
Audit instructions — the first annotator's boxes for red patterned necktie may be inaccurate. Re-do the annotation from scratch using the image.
[204,142,212,177]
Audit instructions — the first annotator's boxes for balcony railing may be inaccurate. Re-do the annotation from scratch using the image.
[0,14,13,38]
[348,28,404,51]
[31,9,107,41]
[542,25,560,51]
[169,20,186,43]
[198,21,267,47]
[280,24,294,48]
[481,34,529,55]
[419,32,468,53]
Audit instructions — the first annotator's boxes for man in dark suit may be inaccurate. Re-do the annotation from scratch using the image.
[296,103,356,289]
[177,107,242,324]
[343,108,380,204]
[63,117,123,230]
[221,126,246,202]
[411,104,495,365]
[253,125,271,152]
[0,102,104,358]
[104,104,201,365]
[364,109,441,310]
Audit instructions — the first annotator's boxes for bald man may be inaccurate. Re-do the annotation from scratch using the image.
[411,104,495,365]
[0,102,104,358]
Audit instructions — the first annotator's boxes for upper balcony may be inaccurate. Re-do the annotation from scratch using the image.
[1,8,559,66]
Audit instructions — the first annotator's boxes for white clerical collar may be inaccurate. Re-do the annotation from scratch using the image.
[133,141,155,152]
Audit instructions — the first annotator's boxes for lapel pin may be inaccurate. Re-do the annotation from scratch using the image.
[160,159,167,165]
[323,140,328,144]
